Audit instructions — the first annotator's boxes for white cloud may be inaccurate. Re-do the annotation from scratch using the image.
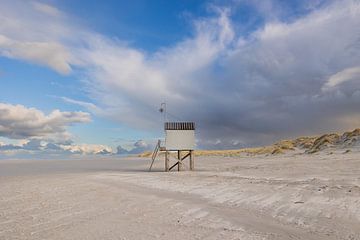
[32,2,62,17]
[0,34,72,74]
[0,103,90,140]
[0,139,113,156]
[0,0,77,74]
[322,66,360,91]
[75,8,235,130]
[60,97,101,114]
[61,143,113,155]
[116,139,151,154]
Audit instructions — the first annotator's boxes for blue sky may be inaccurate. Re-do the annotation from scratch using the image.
[1,0,360,158]
[58,0,204,50]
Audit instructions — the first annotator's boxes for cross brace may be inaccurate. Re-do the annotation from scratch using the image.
[168,152,191,171]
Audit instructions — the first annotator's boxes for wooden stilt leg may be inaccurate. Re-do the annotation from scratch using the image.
[165,151,169,172]
[178,150,182,171]
[190,150,194,170]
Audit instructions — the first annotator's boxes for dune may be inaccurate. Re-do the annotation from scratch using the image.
[139,128,360,157]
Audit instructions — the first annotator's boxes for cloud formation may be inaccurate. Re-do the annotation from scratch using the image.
[116,140,151,155]
[80,0,360,147]
[0,103,90,140]
[323,67,360,91]
[0,1,76,74]
[0,139,113,157]
[1,0,360,149]
[61,143,113,155]
[0,35,72,74]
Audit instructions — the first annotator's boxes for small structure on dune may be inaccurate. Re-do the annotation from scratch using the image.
[149,121,195,172]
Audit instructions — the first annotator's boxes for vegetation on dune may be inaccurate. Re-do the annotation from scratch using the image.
[138,128,360,157]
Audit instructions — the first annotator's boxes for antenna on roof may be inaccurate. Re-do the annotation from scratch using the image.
[159,102,167,123]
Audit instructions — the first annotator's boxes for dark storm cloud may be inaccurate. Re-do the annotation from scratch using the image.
[164,0,360,148]
[74,0,360,149]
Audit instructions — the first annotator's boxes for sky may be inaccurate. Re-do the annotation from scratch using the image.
[0,0,360,158]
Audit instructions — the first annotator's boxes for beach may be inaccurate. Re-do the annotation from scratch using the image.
[1,151,360,239]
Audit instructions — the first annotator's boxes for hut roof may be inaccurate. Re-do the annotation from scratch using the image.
[164,122,195,130]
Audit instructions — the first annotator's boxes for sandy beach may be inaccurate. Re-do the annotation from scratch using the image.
[1,0,360,239]
[1,150,360,240]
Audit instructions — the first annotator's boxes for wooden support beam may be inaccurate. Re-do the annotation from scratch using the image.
[165,151,169,172]
[166,150,194,172]
[169,161,178,171]
[190,150,194,170]
[181,152,190,161]
[177,150,182,171]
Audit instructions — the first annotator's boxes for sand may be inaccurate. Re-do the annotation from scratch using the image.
[1,150,360,239]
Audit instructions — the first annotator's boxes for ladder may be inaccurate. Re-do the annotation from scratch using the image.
[149,140,161,171]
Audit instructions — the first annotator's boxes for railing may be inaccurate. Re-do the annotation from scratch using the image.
[149,140,161,171]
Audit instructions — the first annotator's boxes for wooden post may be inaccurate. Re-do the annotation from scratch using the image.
[177,150,182,171]
[190,150,194,170]
[165,151,169,172]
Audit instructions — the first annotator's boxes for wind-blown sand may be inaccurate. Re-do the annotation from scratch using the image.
[1,150,360,239]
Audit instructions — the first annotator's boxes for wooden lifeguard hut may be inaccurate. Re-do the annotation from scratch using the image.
[149,122,195,172]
